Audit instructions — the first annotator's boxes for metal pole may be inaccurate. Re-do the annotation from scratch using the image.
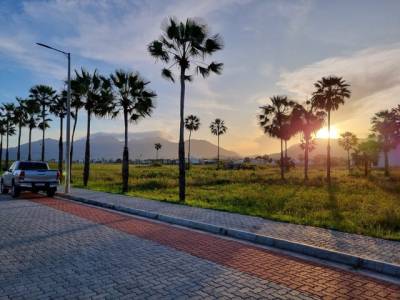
[65,53,71,193]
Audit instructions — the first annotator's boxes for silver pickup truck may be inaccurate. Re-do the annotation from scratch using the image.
[1,161,60,198]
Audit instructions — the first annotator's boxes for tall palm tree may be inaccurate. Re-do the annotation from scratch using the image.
[312,76,350,184]
[291,101,325,180]
[76,69,115,186]
[14,98,29,161]
[371,110,398,176]
[148,17,223,202]
[50,91,67,173]
[25,99,41,160]
[185,114,200,169]
[258,96,295,180]
[210,118,227,166]
[29,85,57,161]
[110,69,156,192]
[154,143,162,160]
[338,131,358,174]
[69,77,85,178]
[1,103,16,170]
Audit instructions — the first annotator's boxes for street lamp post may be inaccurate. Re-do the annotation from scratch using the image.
[36,43,71,194]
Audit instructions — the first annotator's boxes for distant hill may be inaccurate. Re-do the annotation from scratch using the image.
[268,138,400,167]
[1,131,239,161]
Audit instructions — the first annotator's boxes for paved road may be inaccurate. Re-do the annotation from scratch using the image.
[0,194,399,299]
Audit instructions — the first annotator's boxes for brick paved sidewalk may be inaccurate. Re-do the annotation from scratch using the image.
[61,188,400,267]
[23,196,400,299]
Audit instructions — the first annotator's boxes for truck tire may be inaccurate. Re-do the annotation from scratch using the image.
[46,188,56,197]
[11,183,20,198]
[1,180,8,194]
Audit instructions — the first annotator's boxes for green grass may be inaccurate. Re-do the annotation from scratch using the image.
[68,163,400,240]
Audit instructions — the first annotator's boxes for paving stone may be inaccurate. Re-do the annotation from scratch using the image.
[66,187,400,266]
[0,197,319,299]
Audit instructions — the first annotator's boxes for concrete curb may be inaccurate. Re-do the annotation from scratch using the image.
[57,193,400,278]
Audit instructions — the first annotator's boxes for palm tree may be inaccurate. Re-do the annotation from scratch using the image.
[29,85,57,161]
[291,101,325,180]
[50,91,67,173]
[185,114,200,169]
[75,69,115,186]
[14,98,29,161]
[1,103,16,170]
[312,76,350,184]
[154,143,162,160]
[25,99,41,160]
[338,131,358,174]
[258,96,295,180]
[110,69,156,192]
[209,118,227,166]
[148,17,223,202]
[371,110,398,176]
[69,77,86,178]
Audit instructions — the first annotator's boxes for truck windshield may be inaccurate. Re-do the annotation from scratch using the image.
[18,162,49,170]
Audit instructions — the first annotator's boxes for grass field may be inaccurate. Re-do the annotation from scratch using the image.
[69,163,400,240]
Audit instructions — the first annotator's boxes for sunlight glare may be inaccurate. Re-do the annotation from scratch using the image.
[316,126,339,139]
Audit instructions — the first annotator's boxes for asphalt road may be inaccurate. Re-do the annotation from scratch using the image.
[0,193,399,299]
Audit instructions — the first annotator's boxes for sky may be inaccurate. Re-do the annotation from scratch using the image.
[0,0,399,155]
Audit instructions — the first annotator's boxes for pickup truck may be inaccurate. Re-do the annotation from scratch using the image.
[1,161,60,198]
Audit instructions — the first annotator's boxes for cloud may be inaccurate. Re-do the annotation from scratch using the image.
[15,0,240,67]
[278,44,400,122]
[275,0,313,33]
[0,35,66,79]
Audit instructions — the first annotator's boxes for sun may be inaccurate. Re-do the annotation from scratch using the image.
[316,126,339,139]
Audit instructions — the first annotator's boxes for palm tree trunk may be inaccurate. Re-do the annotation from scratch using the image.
[304,138,309,181]
[122,109,129,193]
[364,155,368,176]
[384,150,389,176]
[280,138,284,180]
[5,122,9,171]
[28,127,32,160]
[347,150,351,174]
[327,109,331,184]
[70,108,79,182]
[178,68,186,202]
[284,139,288,171]
[187,130,192,170]
[218,134,221,165]
[58,116,64,173]
[156,149,158,160]
[83,110,91,186]
[17,122,22,161]
[41,104,45,161]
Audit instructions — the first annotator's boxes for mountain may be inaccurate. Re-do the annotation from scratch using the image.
[267,138,400,166]
[1,132,239,161]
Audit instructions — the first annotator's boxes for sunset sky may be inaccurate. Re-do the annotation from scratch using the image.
[1,0,399,155]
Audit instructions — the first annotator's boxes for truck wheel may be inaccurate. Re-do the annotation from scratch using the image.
[11,183,20,198]
[46,188,56,197]
[1,180,8,194]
